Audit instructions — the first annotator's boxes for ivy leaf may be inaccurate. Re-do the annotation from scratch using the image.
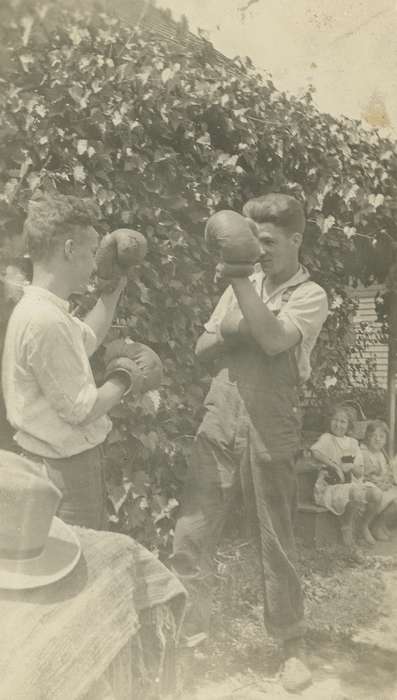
[19,157,32,180]
[21,15,34,46]
[68,85,85,104]
[137,67,152,86]
[112,110,122,126]
[197,133,211,146]
[73,164,86,182]
[19,54,34,71]
[166,194,188,211]
[161,67,173,83]
[77,139,88,155]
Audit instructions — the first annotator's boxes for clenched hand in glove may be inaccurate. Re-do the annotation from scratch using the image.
[95,228,148,292]
[104,339,163,397]
[205,210,261,264]
[214,261,255,285]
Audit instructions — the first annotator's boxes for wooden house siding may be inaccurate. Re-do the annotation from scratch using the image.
[352,286,388,388]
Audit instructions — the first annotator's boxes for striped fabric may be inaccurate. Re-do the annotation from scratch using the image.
[0,528,186,700]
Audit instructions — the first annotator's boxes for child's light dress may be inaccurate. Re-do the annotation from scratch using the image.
[360,444,397,514]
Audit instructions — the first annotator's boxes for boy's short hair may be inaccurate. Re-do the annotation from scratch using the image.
[23,192,100,262]
[242,193,305,235]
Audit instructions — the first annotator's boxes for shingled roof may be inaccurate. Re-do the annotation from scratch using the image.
[64,0,242,73]
[97,0,192,42]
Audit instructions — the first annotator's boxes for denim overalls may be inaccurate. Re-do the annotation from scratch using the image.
[172,284,306,642]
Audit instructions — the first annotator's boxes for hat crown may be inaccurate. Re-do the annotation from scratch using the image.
[0,451,61,560]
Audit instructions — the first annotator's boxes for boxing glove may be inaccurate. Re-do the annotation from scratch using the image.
[96,228,148,286]
[104,339,163,394]
[205,210,261,264]
[214,261,255,282]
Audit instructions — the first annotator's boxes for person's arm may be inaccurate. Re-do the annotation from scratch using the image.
[361,448,383,485]
[28,320,127,426]
[229,278,300,355]
[81,375,128,423]
[223,276,328,357]
[311,448,344,481]
[195,327,225,364]
[351,444,364,478]
[391,456,397,485]
[311,447,341,471]
[311,433,344,478]
[83,277,127,349]
[196,284,236,364]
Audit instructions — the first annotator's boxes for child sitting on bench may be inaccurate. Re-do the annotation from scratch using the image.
[311,406,382,547]
[360,420,397,541]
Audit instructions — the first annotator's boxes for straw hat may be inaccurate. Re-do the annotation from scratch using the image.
[0,450,81,590]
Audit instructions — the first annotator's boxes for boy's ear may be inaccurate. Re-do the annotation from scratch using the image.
[292,232,303,248]
[64,239,74,259]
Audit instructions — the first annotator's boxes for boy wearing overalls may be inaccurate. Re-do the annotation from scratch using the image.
[171,194,328,691]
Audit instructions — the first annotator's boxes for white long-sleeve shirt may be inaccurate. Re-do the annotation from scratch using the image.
[2,286,111,458]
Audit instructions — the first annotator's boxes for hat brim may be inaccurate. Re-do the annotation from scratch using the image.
[0,517,81,590]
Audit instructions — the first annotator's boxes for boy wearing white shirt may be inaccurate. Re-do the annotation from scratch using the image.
[2,193,131,529]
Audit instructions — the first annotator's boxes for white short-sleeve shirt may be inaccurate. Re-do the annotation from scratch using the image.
[204,265,328,382]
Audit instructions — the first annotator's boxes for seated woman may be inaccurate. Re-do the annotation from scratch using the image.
[360,420,397,541]
[311,406,382,547]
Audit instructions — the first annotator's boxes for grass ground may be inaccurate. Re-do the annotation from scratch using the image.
[180,537,391,694]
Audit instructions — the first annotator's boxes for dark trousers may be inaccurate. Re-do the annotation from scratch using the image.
[172,429,304,642]
[23,445,108,530]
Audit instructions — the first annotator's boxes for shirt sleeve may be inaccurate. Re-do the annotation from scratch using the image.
[311,433,334,461]
[204,285,238,333]
[27,320,98,425]
[278,282,328,343]
[73,317,98,357]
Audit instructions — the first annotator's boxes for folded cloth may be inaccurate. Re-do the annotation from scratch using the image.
[0,528,186,700]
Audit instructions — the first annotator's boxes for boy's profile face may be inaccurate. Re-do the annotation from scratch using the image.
[256,223,301,277]
[66,226,99,293]
[4,265,29,302]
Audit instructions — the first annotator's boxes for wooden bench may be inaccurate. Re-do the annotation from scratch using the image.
[295,454,340,547]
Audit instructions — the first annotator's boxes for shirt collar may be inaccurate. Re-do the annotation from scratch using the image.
[251,264,310,302]
[23,285,70,312]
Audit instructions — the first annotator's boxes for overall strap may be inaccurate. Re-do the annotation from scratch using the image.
[280,281,308,305]
[269,278,312,383]
[260,277,311,317]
